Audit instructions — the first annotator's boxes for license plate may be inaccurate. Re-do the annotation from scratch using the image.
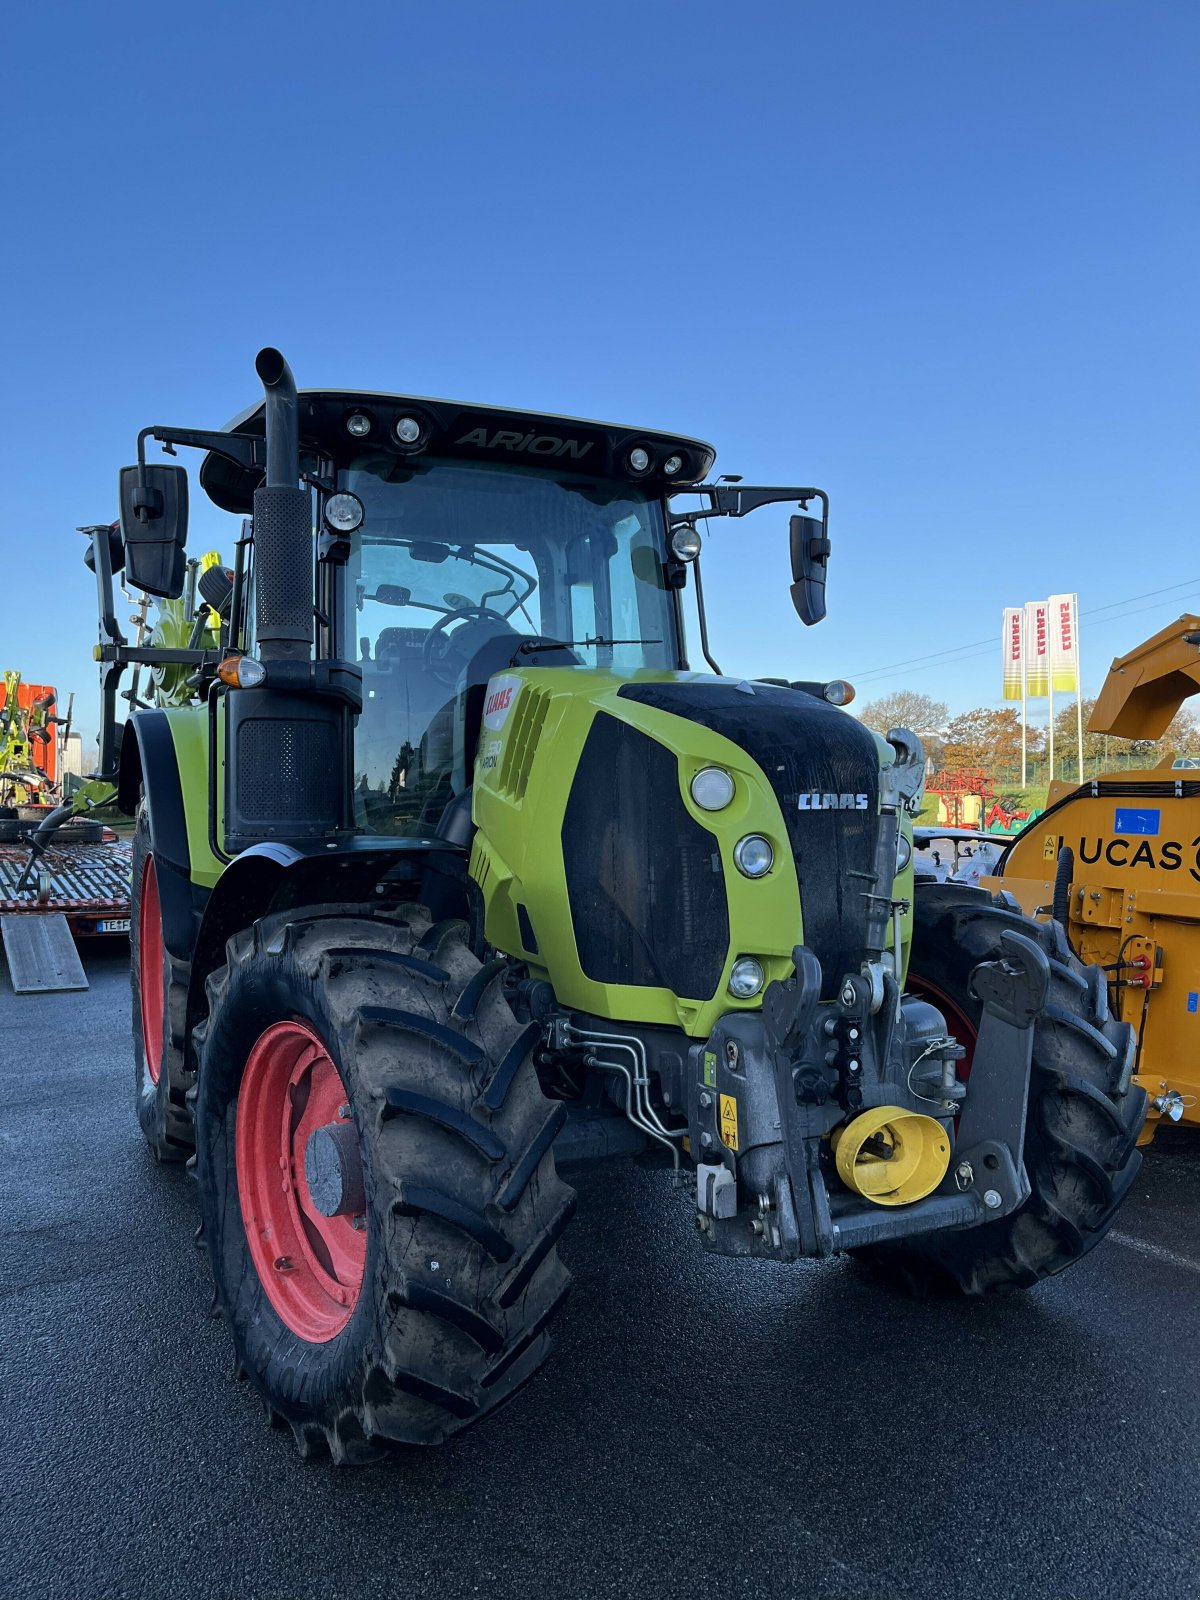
[98,918,131,933]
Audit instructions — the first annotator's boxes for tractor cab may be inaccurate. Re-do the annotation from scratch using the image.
[91,369,833,851]
[198,387,717,841]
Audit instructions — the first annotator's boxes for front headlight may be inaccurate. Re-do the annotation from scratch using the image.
[729,957,765,998]
[733,834,774,878]
[323,492,364,534]
[896,830,912,872]
[691,766,734,810]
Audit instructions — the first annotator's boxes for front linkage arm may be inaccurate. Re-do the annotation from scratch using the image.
[695,930,1051,1262]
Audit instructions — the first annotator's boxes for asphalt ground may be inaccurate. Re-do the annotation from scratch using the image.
[2,940,1198,1600]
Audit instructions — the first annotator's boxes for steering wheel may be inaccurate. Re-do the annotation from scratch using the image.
[422,606,512,687]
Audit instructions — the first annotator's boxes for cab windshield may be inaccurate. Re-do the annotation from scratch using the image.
[341,454,679,833]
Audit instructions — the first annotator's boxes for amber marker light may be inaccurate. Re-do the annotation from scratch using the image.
[217,655,267,689]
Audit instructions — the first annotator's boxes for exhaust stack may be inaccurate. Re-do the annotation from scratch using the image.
[223,347,356,851]
[255,346,300,489]
[252,347,311,664]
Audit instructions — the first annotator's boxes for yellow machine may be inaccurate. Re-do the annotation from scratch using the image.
[989,616,1200,1143]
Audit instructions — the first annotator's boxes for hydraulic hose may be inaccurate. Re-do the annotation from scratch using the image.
[1053,846,1076,955]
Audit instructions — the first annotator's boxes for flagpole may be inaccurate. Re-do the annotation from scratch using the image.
[1048,675,1056,785]
[1021,633,1028,788]
[1074,593,1085,782]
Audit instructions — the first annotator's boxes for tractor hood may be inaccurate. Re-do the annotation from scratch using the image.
[469,667,909,1037]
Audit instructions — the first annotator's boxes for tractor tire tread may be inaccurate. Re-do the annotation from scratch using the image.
[857,882,1146,1296]
[194,903,573,1457]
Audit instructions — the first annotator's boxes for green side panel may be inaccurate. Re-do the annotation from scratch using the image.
[162,704,226,890]
[471,668,805,1038]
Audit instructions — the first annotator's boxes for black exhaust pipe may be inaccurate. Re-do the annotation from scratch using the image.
[255,346,299,488]
[252,347,310,662]
[223,346,357,850]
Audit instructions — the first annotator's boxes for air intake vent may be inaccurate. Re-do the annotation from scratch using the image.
[562,712,728,998]
[469,838,492,892]
[498,688,551,798]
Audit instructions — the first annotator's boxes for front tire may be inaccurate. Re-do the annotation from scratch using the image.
[130,805,193,1160]
[194,905,575,1460]
[861,884,1146,1294]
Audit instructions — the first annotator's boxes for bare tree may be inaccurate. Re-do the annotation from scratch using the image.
[859,690,950,763]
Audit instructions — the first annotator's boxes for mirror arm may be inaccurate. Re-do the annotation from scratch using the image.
[675,485,827,521]
[137,425,263,492]
[692,555,723,676]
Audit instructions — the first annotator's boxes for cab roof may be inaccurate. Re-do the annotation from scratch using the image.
[200,388,716,514]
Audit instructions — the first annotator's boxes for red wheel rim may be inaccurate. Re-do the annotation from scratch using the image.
[138,856,165,1086]
[235,1020,366,1343]
[907,975,978,1077]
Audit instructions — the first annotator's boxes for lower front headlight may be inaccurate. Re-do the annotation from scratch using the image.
[733,834,774,877]
[896,831,912,871]
[729,957,765,998]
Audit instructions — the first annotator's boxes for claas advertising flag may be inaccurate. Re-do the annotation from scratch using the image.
[1002,607,1024,701]
[1049,592,1080,692]
[1024,600,1050,698]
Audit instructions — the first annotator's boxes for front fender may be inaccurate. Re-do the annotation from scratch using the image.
[184,836,473,1041]
[119,710,208,961]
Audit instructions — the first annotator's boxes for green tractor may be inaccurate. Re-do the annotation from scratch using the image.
[86,349,1144,1461]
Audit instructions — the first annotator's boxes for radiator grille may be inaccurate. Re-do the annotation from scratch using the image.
[562,713,728,998]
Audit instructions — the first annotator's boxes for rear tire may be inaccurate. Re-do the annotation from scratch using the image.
[858,884,1146,1294]
[194,904,574,1459]
[130,804,193,1160]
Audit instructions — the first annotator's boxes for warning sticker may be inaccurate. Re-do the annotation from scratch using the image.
[719,1093,739,1151]
[1043,833,1058,861]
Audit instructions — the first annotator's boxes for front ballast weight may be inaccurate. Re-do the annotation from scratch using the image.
[689,929,1050,1262]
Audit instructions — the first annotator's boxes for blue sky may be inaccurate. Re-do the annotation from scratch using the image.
[2,0,1196,751]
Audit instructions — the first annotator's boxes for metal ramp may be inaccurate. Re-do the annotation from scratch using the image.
[1,912,89,992]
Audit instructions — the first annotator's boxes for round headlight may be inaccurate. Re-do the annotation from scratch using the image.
[729,957,765,999]
[629,446,651,473]
[323,492,364,533]
[690,766,734,811]
[823,679,856,706]
[670,526,702,562]
[896,831,912,872]
[345,412,373,438]
[734,834,774,878]
[663,454,683,476]
[394,416,423,445]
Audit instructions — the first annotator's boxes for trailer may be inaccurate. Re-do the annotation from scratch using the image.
[0,824,132,992]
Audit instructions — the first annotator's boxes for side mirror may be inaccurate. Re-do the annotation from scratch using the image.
[788,512,830,626]
[118,464,189,598]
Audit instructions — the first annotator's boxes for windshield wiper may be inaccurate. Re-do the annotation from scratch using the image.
[513,636,660,657]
